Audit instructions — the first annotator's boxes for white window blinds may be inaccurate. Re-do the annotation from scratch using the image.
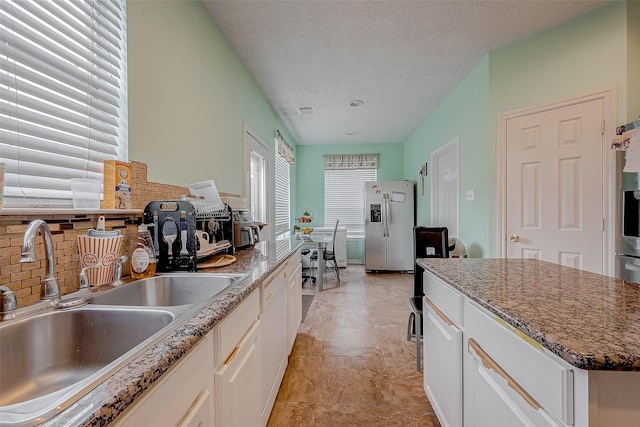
[0,0,128,208]
[324,154,378,238]
[274,130,293,238]
[274,144,290,238]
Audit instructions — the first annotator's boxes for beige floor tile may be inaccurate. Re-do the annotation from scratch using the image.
[314,403,406,427]
[317,354,396,404]
[276,355,322,403]
[271,265,441,426]
[267,401,316,426]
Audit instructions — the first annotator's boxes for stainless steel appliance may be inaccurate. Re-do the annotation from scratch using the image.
[365,180,415,272]
[615,118,640,282]
[232,208,262,249]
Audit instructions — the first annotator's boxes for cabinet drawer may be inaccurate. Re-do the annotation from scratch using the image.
[465,302,574,425]
[424,272,464,326]
[215,289,260,366]
[284,250,301,280]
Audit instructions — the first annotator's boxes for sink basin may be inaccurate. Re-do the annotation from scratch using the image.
[0,273,246,425]
[0,306,175,425]
[88,273,243,307]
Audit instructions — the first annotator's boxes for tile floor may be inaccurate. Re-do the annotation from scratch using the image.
[267,265,441,426]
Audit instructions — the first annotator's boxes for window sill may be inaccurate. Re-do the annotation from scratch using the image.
[0,208,143,216]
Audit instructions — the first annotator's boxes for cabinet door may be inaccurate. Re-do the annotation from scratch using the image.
[423,297,463,427]
[261,271,289,423]
[287,262,303,353]
[215,320,261,427]
[464,338,562,427]
[114,334,214,427]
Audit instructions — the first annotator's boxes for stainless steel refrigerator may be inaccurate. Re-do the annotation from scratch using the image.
[364,180,415,272]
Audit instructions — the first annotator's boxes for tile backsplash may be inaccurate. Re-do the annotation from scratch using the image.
[0,161,233,308]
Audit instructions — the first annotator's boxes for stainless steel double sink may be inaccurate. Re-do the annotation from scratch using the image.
[0,273,246,426]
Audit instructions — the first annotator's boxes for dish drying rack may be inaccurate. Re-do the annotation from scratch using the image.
[190,198,231,221]
[188,199,234,260]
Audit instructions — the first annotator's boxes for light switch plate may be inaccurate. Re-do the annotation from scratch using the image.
[465,190,475,201]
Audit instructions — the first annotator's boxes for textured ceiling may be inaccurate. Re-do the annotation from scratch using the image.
[204,0,611,145]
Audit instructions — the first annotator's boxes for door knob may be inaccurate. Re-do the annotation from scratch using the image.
[509,234,520,242]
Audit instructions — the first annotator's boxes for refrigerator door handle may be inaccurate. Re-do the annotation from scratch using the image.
[383,193,390,237]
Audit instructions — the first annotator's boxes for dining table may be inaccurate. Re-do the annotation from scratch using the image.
[298,234,330,291]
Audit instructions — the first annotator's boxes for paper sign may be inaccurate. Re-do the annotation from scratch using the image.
[623,129,640,172]
[391,191,405,203]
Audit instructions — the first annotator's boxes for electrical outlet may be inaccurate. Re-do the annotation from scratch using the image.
[465,190,475,201]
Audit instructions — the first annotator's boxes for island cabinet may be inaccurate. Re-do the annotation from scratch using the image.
[464,301,574,427]
[422,273,464,427]
[213,288,262,427]
[113,333,215,427]
[423,267,640,427]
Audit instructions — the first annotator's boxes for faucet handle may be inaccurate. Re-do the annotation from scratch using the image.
[78,263,102,289]
[112,255,128,286]
[0,286,17,317]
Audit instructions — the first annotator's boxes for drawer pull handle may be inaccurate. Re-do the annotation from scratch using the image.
[468,338,541,411]
[224,345,240,365]
[424,297,458,329]
[625,262,640,272]
[177,389,209,427]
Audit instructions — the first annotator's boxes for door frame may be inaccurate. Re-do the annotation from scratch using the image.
[431,137,460,238]
[497,88,617,276]
[243,122,271,236]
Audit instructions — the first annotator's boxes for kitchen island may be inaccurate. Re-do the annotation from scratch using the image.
[417,258,640,427]
[38,238,302,427]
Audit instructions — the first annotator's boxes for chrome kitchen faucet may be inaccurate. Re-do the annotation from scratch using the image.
[20,219,61,301]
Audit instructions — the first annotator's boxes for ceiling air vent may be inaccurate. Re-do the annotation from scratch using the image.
[297,106,316,116]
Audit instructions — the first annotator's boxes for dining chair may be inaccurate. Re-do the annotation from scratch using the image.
[300,247,316,284]
[309,219,340,284]
[409,226,449,371]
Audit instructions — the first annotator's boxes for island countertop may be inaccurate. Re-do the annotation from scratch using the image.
[41,238,303,427]
[416,258,640,371]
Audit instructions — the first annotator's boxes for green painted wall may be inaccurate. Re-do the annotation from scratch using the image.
[403,57,490,258]
[403,1,631,258]
[487,0,628,256]
[127,0,297,238]
[296,143,404,261]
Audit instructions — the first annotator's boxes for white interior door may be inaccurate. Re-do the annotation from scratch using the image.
[505,98,605,273]
[431,138,460,238]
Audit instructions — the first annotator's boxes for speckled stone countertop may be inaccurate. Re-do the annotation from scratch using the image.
[41,238,303,427]
[416,258,640,371]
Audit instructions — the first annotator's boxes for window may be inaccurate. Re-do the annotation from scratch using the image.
[0,0,128,208]
[245,126,268,226]
[274,130,293,239]
[324,154,378,238]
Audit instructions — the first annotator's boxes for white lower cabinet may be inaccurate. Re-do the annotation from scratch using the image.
[213,289,262,427]
[423,273,464,427]
[114,250,304,427]
[286,259,302,354]
[464,337,563,427]
[423,297,463,427]
[260,264,289,426]
[214,319,261,427]
[113,333,214,427]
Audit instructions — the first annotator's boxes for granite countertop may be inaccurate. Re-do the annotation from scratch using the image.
[43,238,303,427]
[416,258,640,371]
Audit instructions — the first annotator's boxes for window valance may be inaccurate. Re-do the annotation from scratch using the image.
[323,154,379,170]
[275,130,295,165]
